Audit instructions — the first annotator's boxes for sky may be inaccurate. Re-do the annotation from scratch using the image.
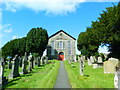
[0,0,119,54]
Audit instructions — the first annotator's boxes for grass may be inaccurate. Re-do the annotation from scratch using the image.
[3,60,60,88]
[64,60,114,88]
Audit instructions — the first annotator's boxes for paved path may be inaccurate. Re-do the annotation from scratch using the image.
[54,61,71,88]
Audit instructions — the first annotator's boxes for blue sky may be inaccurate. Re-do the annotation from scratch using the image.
[0,1,119,54]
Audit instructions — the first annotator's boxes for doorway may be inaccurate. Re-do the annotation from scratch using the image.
[58,52,64,61]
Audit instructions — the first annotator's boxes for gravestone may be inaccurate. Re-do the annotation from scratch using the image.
[93,56,97,62]
[81,56,85,65]
[104,58,119,74]
[87,58,92,66]
[9,55,20,79]
[97,56,103,63]
[93,64,98,68]
[79,57,84,76]
[97,56,103,67]
[37,57,40,67]
[8,58,12,69]
[31,56,34,69]
[90,56,94,63]
[28,54,34,72]
[114,62,120,89]
[42,56,45,65]
[18,56,22,67]
[33,57,36,68]
[22,52,28,74]
[0,58,8,89]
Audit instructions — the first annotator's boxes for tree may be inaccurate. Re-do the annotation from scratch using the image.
[26,27,49,56]
[77,2,120,59]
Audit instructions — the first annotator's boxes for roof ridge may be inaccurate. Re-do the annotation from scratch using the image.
[49,30,76,40]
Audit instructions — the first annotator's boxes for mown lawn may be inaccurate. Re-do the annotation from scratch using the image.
[64,60,114,88]
[3,60,60,88]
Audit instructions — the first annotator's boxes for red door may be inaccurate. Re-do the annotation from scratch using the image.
[58,55,64,61]
[58,52,64,61]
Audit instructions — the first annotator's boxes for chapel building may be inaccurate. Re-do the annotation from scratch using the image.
[47,30,76,61]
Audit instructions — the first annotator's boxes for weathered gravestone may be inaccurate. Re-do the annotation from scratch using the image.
[97,56,103,67]
[18,56,22,67]
[9,55,20,79]
[79,56,84,76]
[22,52,28,74]
[37,57,40,67]
[43,56,48,64]
[114,62,120,89]
[28,54,34,72]
[8,58,12,69]
[87,58,92,66]
[90,56,94,63]
[97,56,103,63]
[93,64,98,68]
[81,56,85,65]
[104,58,119,74]
[93,56,97,62]
[0,58,8,89]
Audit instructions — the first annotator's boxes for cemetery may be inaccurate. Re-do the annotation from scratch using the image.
[1,1,120,89]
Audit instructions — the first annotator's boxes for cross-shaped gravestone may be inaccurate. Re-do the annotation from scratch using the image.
[9,55,20,79]
[22,52,28,74]
[0,58,8,89]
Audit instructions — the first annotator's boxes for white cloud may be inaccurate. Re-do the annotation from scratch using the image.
[2,0,119,15]
[2,0,85,15]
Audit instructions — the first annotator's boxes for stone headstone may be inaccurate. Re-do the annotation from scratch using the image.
[87,58,92,66]
[93,56,97,62]
[8,58,12,69]
[97,56,103,63]
[0,58,8,89]
[93,64,98,68]
[104,58,119,74]
[28,54,34,72]
[79,57,84,76]
[18,56,22,67]
[22,52,28,74]
[114,62,120,89]
[9,55,20,79]
[90,56,94,63]
[81,56,85,65]
[37,57,40,67]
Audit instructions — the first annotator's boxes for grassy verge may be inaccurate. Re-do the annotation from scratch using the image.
[3,60,60,88]
[64,60,114,88]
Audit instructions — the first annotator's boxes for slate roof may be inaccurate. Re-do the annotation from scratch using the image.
[49,30,76,40]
